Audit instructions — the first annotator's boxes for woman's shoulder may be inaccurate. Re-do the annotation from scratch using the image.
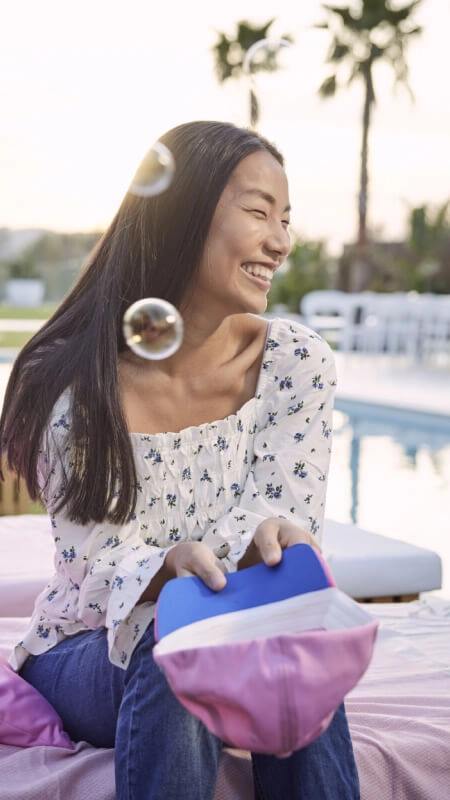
[263,315,335,364]
[255,315,336,404]
[240,313,330,350]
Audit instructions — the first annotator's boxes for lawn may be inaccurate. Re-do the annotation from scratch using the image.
[0,304,57,319]
[0,305,56,349]
[0,332,34,348]
[0,305,55,512]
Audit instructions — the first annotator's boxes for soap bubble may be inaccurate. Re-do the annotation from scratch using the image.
[123,298,183,360]
[243,38,292,77]
[242,38,293,128]
[129,141,175,198]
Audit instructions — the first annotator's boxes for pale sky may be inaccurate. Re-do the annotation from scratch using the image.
[1,0,449,254]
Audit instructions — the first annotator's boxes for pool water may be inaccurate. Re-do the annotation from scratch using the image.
[326,399,450,598]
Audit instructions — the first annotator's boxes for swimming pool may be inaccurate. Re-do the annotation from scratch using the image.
[327,398,450,598]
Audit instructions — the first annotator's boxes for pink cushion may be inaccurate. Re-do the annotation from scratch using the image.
[0,654,74,748]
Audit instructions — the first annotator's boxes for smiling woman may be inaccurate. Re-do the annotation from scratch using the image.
[192,149,291,320]
[0,120,359,800]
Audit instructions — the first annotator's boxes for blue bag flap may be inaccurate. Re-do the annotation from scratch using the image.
[156,543,332,640]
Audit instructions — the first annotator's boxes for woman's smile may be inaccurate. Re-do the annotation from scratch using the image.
[241,261,277,291]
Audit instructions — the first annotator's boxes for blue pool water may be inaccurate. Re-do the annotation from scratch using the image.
[326,399,450,597]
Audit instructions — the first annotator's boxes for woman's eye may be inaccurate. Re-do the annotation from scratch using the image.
[252,209,267,218]
[282,219,291,228]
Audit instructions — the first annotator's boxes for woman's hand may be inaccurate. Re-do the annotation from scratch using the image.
[237,517,320,571]
[165,541,227,590]
[139,541,227,603]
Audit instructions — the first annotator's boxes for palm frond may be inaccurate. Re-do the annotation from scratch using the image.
[211,33,234,82]
[322,4,356,27]
[383,0,423,27]
[346,60,362,87]
[319,74,338,97]
[328,40,351,62]
[212,18,293,84]
[236,19,275,52]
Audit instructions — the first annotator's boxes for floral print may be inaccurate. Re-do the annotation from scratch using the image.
[11,318,336,672]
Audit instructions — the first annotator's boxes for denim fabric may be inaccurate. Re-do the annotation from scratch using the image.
[21,623,360,800]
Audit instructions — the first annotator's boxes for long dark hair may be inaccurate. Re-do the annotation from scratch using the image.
[0,121,284,524]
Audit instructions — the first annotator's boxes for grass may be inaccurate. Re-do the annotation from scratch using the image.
[0,332,33,348]
[0,305,56,349]
[24,500,47,515]
[0,305,55,514]
[0,304,57,319]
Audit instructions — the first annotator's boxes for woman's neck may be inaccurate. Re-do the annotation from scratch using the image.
[118,313,268,434]
[122,314,260,378]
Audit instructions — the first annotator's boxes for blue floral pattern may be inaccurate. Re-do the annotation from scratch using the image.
[12,318,336,672]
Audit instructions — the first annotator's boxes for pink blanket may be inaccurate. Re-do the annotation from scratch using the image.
[1,599,449,799]
[348,600,450,798]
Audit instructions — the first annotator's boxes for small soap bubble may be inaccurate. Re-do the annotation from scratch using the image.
[129,142,175,198]
[242,38,293,128]
[243,38,292,76]
[123,298,183,360]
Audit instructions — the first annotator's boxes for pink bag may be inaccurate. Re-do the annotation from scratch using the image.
[153,543,378,757]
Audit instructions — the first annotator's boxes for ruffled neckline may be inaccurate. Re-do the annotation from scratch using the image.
[129,318,274,444]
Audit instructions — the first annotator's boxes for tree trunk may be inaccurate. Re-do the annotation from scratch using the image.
[349,69,374,292]
[250,88,259,129]
[358,72,373,247]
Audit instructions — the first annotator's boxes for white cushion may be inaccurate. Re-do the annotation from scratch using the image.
[0,515,443,617]
[323,519,442,598]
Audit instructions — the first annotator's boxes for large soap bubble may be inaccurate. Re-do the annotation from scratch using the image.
[123,298,183,360]
[129,141,175,198]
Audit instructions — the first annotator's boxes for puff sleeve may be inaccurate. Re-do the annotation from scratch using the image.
[33,398,172,669]
[202,323,337,568]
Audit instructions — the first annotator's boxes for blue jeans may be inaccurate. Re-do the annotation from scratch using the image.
[21,623,360,799]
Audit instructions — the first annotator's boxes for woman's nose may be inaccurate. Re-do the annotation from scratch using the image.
[264,224,291,259]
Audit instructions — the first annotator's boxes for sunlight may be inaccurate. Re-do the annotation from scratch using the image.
[1,0,449,244]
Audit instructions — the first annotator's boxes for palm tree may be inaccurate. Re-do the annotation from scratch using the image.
[408,200,450,292]
[212,19,293,128]
[316,0,423,249]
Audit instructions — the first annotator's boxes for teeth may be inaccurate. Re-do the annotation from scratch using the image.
[242,264,273,281]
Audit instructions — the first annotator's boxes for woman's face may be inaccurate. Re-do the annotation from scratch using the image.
[187,150,291,321]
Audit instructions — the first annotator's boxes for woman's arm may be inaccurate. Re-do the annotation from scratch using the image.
[202,328,337,569]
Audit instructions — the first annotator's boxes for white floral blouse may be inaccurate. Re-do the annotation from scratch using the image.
[11,318,337,671]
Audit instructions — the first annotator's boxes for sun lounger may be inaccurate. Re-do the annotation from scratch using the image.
[0,514,448,799]
[0,514,442,617]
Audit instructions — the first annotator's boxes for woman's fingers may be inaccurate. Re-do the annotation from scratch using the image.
[252,518,284,566]
[276,519,320,551]
[237,519,283,570]
[167,520,318,587]
[172,543,227,591]
[178,563,226,591]
[251,518,320,567]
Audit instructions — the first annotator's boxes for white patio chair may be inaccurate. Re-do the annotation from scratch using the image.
[355,293,418,355]
[417,295,450,363]
[300,291,372,350]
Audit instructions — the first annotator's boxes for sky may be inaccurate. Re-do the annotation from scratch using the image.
[1,0,449,254]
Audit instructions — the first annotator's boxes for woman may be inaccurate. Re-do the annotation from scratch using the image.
[0,120,359,799]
